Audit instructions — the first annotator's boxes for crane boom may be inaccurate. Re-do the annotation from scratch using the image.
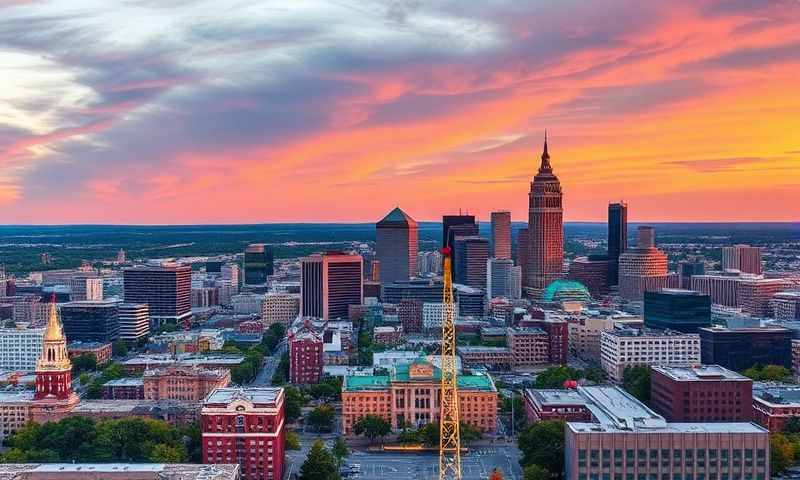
[439,247,461,480]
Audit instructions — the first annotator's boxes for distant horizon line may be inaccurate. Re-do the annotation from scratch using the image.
[0,220,797,227]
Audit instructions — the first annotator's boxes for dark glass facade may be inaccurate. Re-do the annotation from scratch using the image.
[607,202,627,286]
[699,326,792,371]
[243,244,274,285]
[644,289,711,333]
[123,264,192,323]
[60,301,119,342]
[381,279,443,304]
[453,236,489,288]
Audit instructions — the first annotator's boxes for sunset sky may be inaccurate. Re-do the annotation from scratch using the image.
[1,0,799,224]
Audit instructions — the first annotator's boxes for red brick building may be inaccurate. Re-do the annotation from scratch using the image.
[68,341,112,365]
[650,365,753,422]
[202,387,285,480]
[143,365,231,401]
[519,317,568,364]
[523,389,592,423]
[752,384,800,431]
[288,328,323,385]
[506,327,550,367]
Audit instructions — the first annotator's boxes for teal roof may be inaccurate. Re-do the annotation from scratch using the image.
[344,365,496,392]
[542,279,591,302]
[377,207,417,227]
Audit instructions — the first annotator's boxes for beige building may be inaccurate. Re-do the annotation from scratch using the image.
[600,328,700,382]
[143,365,230,401]
[261,293,300,327]
[566,313,643,362]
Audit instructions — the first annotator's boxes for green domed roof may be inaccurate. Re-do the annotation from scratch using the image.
[542,280,591,302]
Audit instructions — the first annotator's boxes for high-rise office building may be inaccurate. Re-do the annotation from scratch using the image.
[454,236,489,289]
[300,252,363,320]
[679,259,706,289]
[443,215,477,280]
[618,226,669,301]
[70,275,103,301]
[381,279,443,304]
[486,258,514,299]
[117,302,150,344]
[0,324,44,372]
[220,263,239,292]
[643,289,711,333]
[722,245,763,275]
[59,300,119,343]
[517,227,529,288]
[527,135,564,291]
[375,207,418,285]
[490,211,512,260]
[243,244,274,286]
[123,263,192,326]
[607,202,627,286]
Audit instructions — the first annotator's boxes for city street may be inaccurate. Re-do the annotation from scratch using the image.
[251,338,286,386]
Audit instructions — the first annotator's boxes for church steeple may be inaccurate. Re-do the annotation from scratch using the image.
[35,301,73,400]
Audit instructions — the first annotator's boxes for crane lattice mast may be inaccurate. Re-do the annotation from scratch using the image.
[439,247,461,480]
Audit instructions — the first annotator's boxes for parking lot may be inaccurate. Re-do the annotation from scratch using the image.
[342,446,523,480]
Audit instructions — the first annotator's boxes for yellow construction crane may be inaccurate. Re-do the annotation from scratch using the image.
[439,247,461,480]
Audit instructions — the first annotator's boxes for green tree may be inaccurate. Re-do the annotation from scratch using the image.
[771,433,796,474]
[331,437,349,468]
[72,353,97,373]
[285,430,301,450]
[307,404,335,432]
[583,367,606,384]
[298,440,339,480]
[283,385,306,422]
[784,417,800,434]
[743,364,792,382]
[262,323,286,353]
[149,443,187,463]
[112,340,129,357]
[79,372,91,385]
[534,366,583,389]
[523,464,551,480]
[518,421,565,477]
[622,365,651,404]
[459,421,482,445]
[418,423,439,447]
[271,353,289,385]
[353,415,391,444]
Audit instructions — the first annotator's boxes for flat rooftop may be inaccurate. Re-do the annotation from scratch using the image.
[525,389,588,406]
[699,325,791,334]
[103,378,144,387]
[753,385,800,406]
[457,346,512,354]
[567,422,768,434]
[578,385,666,430]
[605,327,698,338]
[204,387,283,406]
[652,365,749,382]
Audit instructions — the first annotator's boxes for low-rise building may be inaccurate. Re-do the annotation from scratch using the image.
[506,327,550,367]
[68,341,113,365]
[650,365,752,422]
[752,384,800,431]
[261,293,299,327]
[373,325,404,346]
[341,358,497,434]
[523,389,592,424]
[102,378,145,400]
[122,354,245,374]
[600,328,701,382]
[202,387,285,480]
[288,327,323,385]
[117,303,150,344]
[698,325,792,372]
[564,385,770,480]
[143,365,231,401]
[457,346,513,370]
[565,311,643,362]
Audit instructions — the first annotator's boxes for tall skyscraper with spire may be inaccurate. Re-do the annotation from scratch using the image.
[527,133,564,292]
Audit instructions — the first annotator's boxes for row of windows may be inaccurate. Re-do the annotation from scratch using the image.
[575,473,766,480]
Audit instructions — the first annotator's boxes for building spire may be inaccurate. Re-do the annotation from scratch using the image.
[539,130,552,173]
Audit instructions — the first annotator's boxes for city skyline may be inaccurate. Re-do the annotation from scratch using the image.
[2,1,799,224]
